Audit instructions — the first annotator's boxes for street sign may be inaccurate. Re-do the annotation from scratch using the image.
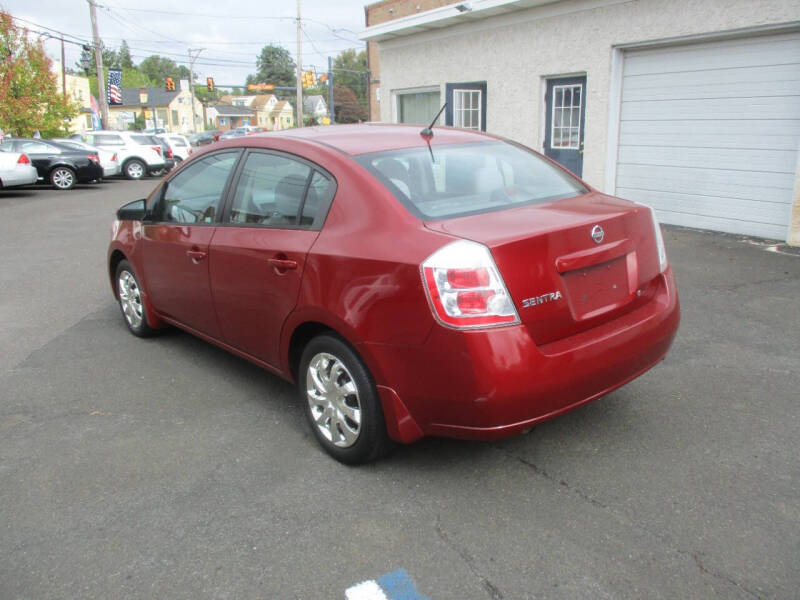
[247,83,275,91]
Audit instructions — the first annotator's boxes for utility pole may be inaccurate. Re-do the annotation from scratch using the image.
[88,0,108,129]
[60,36,67,98]
[188,48,205,134]
[328,56,334,124]
[296,0,303,127]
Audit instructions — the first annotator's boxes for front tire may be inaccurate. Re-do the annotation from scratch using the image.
[50,167,76,190]
[124,159,146,180]
[115,260,156,337]
[299,334,392,464]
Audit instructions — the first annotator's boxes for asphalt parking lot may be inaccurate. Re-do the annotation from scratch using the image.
[1,179,799,599]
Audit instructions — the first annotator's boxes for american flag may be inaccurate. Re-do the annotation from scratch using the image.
[107,69,122,105]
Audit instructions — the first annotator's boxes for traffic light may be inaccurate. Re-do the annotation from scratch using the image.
[301,70,315,89]
[206,77,214,92]
[165,77,176,92]
[318,73,328,84]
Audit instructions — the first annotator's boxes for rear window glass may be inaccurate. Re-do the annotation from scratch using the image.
[355,141,587,220]
[90,134,124,145]
[130,135,153,145]
[170,137,187,146]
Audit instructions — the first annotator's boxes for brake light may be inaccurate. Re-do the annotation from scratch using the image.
[111,153,118,162]
[167,148,173,159]
[87,154,100,162]
[421,239,519,329]
[188,148,193,155]
[152,146,162,156]
[17,153,30,165]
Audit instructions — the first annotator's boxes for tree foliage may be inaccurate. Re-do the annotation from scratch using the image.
[333,84,366,123]
[139,55,191,85]
[247,44,296,88]
[332,49,367,115]
[0,11,79,137]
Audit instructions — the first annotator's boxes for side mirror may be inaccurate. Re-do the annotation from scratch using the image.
[117,199,147,221]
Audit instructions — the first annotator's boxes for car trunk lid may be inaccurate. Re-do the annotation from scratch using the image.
[424,192,662,345]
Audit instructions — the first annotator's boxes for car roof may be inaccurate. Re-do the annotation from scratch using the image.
[249,123,493,156]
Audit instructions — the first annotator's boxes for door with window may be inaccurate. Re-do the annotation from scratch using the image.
[140,150,240,337]
[544,76,586,176]
[209,150,336,367]
[445,82,487,131]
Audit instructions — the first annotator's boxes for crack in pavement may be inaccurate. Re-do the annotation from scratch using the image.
[498,447,766,600]
[434,514,504,600]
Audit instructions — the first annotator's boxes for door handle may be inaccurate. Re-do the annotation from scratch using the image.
[186,249,207,262]
[268,257,298,271]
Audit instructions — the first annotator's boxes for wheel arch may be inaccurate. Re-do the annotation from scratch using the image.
[108,248,127,293]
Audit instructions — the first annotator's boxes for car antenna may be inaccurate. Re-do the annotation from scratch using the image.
[420,103,446,138]
[420,103,446,162]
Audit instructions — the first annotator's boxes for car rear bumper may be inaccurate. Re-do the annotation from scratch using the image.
[103,163,121,177]
[365,267,680,442]
[0,165,38,188]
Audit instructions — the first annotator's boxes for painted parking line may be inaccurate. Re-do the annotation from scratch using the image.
[345,569,428,600]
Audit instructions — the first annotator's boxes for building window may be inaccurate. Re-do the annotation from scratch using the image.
[550,84,582,149]
[396,90,441,124]
[445,82,486,132]
[452,89,481,130]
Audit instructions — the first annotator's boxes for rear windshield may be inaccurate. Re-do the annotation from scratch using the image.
[130,134,154,145]
[355,141,587,220]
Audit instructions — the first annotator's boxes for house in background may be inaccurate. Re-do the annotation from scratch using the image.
[51,62,93,133]
[207,104,255,131]
[303,95,328,122]
[362,0,800,245]
[269,100,295,130]
[106,87,202,133]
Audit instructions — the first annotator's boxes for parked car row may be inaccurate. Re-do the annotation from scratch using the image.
[0,131,196,191]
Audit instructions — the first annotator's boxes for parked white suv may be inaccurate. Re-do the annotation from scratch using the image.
[157,134,192,162]
[72,131,165,180]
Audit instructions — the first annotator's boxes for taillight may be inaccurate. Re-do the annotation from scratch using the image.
[111,153,118,162]
[152,146,161,156]
[87,154,100,162]
[17,153,30,164]
[167,148,173,159]
[188,148,193,155]
[421,239,519,329]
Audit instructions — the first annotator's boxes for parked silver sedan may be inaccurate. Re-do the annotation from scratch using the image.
[0,148,38,189]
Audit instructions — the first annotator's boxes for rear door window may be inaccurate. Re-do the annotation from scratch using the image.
[227,152,311,228]
[156,151,239,224]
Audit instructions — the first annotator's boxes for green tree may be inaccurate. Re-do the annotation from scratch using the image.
[332,49,367,114]
[0,11,79,136]
[139,55,190,86]
[247,44,295,88]
[118,40,134,69]
[193,86,221,104]
[127,112,145,131]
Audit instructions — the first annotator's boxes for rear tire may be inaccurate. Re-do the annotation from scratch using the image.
[50,167,76,190]
[115,260,157,337]
[124,159,145,180]
[299,334,393,464]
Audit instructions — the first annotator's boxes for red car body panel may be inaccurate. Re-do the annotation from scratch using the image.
[108,124,680,444]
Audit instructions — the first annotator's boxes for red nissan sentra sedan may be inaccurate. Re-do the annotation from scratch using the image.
[108,124,679,464]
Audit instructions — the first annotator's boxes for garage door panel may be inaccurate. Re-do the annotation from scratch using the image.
[617,146,797,174]
[621,96,799,121]
[617,188,791,226]
[624,35,800,76]
[619,131,798,152]
[621,77,800,102]
[621,119,800,138]
[615,165,794,204]
[622,63,800,94]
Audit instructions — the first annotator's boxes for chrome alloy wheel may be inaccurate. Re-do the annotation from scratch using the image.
[306,352,362,447]
[117,270,143,329]
[126,161,144,179]
[52,168,74,189]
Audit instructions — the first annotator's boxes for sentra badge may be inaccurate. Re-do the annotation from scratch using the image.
[521,291,563,308]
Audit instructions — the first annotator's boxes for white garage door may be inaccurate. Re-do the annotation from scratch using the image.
[616,32,800,240]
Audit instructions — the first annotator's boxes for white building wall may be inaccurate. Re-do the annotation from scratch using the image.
[376,0,800,192]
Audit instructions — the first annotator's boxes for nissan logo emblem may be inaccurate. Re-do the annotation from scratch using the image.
[591,225,604,244]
